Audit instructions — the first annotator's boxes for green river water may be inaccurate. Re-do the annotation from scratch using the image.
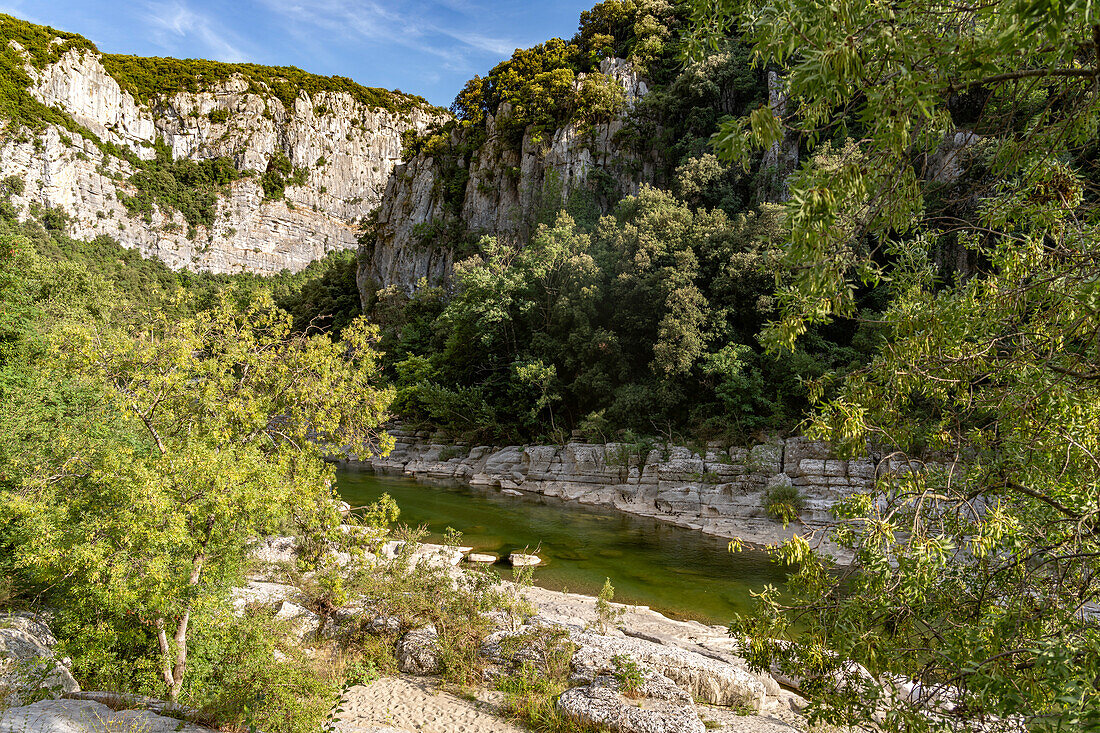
[336,467,788,626]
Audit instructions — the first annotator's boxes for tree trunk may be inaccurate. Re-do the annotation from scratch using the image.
[157,522,212,703]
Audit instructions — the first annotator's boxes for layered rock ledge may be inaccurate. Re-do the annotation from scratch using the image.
[346,429,895,550]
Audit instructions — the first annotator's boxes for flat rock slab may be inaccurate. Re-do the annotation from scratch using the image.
[0,699,216,733]
[467,553,498,563]
[336,675,526,733]
[509,553,542,566]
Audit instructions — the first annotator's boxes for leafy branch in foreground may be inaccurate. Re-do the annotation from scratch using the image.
[689,0,1100,730]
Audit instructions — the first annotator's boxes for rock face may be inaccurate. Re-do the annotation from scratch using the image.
[358,57,657,296]
[0,699,217,733]
[0,614,80,708]
[350,429,896,549]
[558,673,706,733]
[3,41,442,274]
[572,632,766,710]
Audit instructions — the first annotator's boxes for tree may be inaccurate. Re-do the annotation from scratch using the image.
[689,0,1100,729]
[2,261,393,701]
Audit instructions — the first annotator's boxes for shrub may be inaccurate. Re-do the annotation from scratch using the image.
[206,109,229,124]
[612,654,644,698]
[592,578,624,633]
[761,482,805,526]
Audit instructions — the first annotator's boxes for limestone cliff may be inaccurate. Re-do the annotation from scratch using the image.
[1,32,442,274]
[358,57,657,296]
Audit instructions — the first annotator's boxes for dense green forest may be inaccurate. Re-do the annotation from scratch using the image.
[368,0,882,444]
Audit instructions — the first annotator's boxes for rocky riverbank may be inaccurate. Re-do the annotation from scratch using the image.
[347,428,889,553]
[1,533,810,733]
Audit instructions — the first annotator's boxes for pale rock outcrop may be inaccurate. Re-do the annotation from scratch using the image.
[273,600,323,640]
[557,672,706,733]
[0,614,79,708]
[572,632,767,710]
[396,627,442,675]
[380,540,471,568]
[6,46,443,275]
[230,580,300,612]
[0,699,216,733]
[358,57,658,296]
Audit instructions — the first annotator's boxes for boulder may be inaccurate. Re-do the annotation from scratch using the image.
[558,672,704,733]
[510,553,542,567]
[467,553,498,564]
[0,614,79,708]
[273,601,323,639]
[249,535,299,564]
[381,541,471,568]
[230,580,299,612]
[0,699,216,733]
[396,627,442,675]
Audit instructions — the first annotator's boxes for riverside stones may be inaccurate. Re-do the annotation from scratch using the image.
[509,553,542,566]
[557,672,705,733]
[467,552,498,564]
[572,632,766,711]
[356,432,888,551]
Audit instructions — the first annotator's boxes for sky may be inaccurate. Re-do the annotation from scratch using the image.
[1,0,595,106]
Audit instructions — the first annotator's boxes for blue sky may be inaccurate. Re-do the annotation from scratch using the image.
[2,0,595,106]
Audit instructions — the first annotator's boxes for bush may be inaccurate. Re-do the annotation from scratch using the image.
[761,482,806,526]
[186,611,343,733]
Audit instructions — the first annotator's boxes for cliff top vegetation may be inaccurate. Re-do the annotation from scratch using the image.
[0,13,441,118]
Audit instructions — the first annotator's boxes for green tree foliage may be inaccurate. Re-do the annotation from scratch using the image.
[376,187,872,441]
[448,0,678,141]
[689,0,1100,728]
[0,226,393,720]
[119,139,243,229]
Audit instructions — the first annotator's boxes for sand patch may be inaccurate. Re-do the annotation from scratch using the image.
[335,675,526,733]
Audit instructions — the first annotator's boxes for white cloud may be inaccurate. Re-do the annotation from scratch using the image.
[143,0,248,62]
[254,0,529,71]
[0,2,43,25]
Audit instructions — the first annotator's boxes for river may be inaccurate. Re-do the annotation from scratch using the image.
[336,467,788,625]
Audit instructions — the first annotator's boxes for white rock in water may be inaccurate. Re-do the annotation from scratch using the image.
[467,553,498,564]
[501,489,524,496]
[510,553,542,566]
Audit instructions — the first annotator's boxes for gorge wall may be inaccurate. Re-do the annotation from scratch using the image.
[1,30,442,274]
[358,57,658,297]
